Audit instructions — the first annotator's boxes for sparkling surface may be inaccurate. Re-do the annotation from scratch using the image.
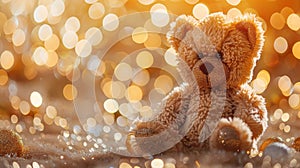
[0,0,300,167]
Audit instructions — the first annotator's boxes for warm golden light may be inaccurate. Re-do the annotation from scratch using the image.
[154,75,173,94]
[270,12,285,30]
[103,113,115,125]
[88,2,105,20]
[132,27,148,44]
[185,0,199,5]
[289,94,300,109]
[125,85,143,102]
[164,48,178,66]
[278,75,292,92]
[30,91,43,108]
[103,13,119,31]
[274,36,288,54]
[114,63,133,81]
[33,5,48,23]
[49,0,65,17]
[292,41,300,59]
[46,51,59,68]
[85,27,103,46]
[227,8,242,19]
[150,4,169,27]
[46,105,57,119]
[3,18,16,35]
[138,0,155,5]
[65,16,80,32]
[136,51,153,68]
[0,50,14,70]
[0,0,300,166]
[287,13,300,31]
[0,69,8,86]
[193,3,209,20]
[63,84,78,101]
[44,34,60,51]
[132,69,150,86]
[38,24,53,41]
[110,81,126,99]
[151,158,164,168]
[20,101,30,115]
[103,99,119,113]
[257,70,271,85]
[12,29,26,46]
[62,31,78,49]
[252,78,266,94]
[144,33,161,49]
[226,0,241,6]
[32,47,48,66]
[75,40,92,58]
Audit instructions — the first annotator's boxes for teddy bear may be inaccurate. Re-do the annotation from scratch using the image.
[126,12,268,156]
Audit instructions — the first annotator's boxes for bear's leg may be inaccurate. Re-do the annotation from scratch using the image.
[126,85,191,155]
[210,88,268,152]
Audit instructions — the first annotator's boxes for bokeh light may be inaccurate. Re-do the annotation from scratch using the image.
[287,13,300,31]
[103,13,119,31]
[30,91,43,108]
[38,24,53,41]
[33,5,48,23]
[138,0,155,5]
[125,85,143,102]
[12,29,25,46]
[65,16,80,32]
[193,3,209,20]
[292,41,300,59]
[226,0,241,6]
[114,63,133,81]
[270,12,285,30]
[85,27,103,46]
[274,36,288,54]
[103,99,119,113]
[75,40,92,58]
[0,50,14,70]
[88,2,105,20]
[63,84,78,101]
[44,34,60,51]
[32,47,48,66]
[62,31,78,49]
[0,0,300,167]
[154,75,173,94]
[136,51,153,68]
[164,48,178,66]
[132,27,148,44]
[0,69,8,86]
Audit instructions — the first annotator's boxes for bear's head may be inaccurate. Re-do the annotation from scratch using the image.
[167,13,264,89]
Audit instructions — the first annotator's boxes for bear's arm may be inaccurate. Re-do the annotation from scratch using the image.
[232,87,268,140]
[126,84,192,153]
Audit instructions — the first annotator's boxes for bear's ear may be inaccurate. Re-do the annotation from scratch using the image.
[221,14,265,87]
[167,15,197,50]
[235,21,257,49]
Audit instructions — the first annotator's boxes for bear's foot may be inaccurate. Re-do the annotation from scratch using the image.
[209,117,253,152]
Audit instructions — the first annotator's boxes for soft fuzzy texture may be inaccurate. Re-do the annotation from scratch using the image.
[127,12,268,154]
[0,130,24,156]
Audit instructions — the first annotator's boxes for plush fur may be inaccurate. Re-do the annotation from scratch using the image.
[0,130,24,156]
[126,12,268,155]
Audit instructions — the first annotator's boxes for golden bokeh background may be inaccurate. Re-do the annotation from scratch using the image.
[0,0,300,167]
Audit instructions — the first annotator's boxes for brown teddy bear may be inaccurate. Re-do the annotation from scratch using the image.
[126,12,268,155]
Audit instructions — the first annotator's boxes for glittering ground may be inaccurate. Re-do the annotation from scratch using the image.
[1,0,300,167]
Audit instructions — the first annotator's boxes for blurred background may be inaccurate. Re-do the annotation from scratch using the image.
[0,0,300,167]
